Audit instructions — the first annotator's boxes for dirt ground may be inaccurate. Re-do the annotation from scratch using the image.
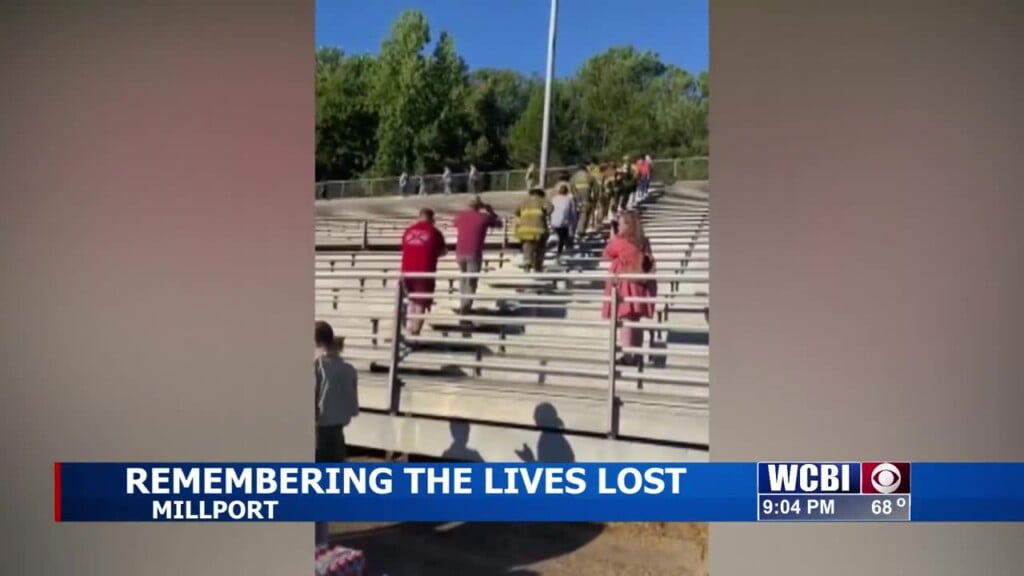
[329,454,708,576]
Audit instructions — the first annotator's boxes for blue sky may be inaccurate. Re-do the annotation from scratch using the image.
[315,0,708,77]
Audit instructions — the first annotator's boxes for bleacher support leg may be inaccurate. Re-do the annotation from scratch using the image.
[386,281,405,415]
[606,289,620,439]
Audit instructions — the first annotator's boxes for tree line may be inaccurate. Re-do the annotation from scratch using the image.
[316,9,708,182]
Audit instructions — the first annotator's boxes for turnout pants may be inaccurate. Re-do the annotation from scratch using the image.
[521,235,548,272]
[576,203,593,236]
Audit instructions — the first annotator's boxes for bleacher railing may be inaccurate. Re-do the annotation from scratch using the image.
[314,212,710,250]
[315,157,709,200]
[315,270,710,440]
[315,216,517,250]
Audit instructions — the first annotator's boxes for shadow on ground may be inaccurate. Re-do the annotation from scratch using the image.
[331,521,605,576]
[333,412,596,575]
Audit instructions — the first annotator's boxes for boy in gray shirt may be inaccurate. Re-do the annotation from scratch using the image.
[314,320,359,547]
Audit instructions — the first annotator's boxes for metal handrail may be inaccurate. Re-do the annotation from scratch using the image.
[313,264,711,274]
[315,216,706,229]
[316,271,709,282]
[313,267,711,280]
[314,238,711,248]
[315,225,708,249]
[317,215,516,228]
[403,312,607,328]
[314,216,707,231]
[317,157,707,188]
[313,247,710,257]
[315,156,709,199]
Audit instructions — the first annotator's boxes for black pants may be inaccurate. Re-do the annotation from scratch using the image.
[316,425,347,463]
[554,226,572,255]
[315,425,345,547]
[617,191,631,212]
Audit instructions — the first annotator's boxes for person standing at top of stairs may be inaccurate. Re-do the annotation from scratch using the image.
[398,171,409,197]
[442,166,453,195]
[634,155,652,203]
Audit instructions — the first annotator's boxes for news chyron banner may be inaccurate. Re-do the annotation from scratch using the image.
[54,462,1024,523]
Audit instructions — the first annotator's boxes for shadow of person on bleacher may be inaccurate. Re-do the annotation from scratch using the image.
[333,409,599,575]
[441,420,484,462]
[514,402,576,463]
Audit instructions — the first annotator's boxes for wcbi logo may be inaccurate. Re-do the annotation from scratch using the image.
[759,462,860,494]
[758,462,911,494]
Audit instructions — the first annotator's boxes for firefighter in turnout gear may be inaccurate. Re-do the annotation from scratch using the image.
[515,188,553,272]
[616,158,635,213]
[572,165,595,238]
[588,163,605,231]
[603,165,618,216]
[596,162,615,228]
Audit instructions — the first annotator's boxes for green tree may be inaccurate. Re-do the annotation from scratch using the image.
[465,69,533,170]
[371,10,432,175]
[315,46,343,76]
[692,70,709,155]
[415,31,472,172]
[314,11,710,183]
[576,47,668,159]
[507,84,545,167]
[315,49,378,180]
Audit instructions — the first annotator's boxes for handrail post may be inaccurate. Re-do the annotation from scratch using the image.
[386,277,405,415]
[606,283,620,438]
[361,220,369,251]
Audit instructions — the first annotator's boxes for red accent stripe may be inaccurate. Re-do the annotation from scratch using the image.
[54,462,62,522]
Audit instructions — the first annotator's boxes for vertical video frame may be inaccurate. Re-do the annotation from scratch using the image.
[313,1,709,573]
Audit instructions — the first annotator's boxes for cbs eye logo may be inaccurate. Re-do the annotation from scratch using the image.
[861,462,911,494]
[870,463,901,493]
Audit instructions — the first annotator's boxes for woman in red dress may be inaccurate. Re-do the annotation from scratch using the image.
[601,211,657,366]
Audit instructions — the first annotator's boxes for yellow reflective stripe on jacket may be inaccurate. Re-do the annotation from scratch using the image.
[516,198,548,240]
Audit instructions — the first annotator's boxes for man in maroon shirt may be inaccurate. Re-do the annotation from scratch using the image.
[400,208,447,336]
[451,196,500,314]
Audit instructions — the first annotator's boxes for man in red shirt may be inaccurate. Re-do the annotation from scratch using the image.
[400,208,447,336]
[451,196,500,314]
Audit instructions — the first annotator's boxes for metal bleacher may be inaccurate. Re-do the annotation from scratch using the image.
[314,182,710,463]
